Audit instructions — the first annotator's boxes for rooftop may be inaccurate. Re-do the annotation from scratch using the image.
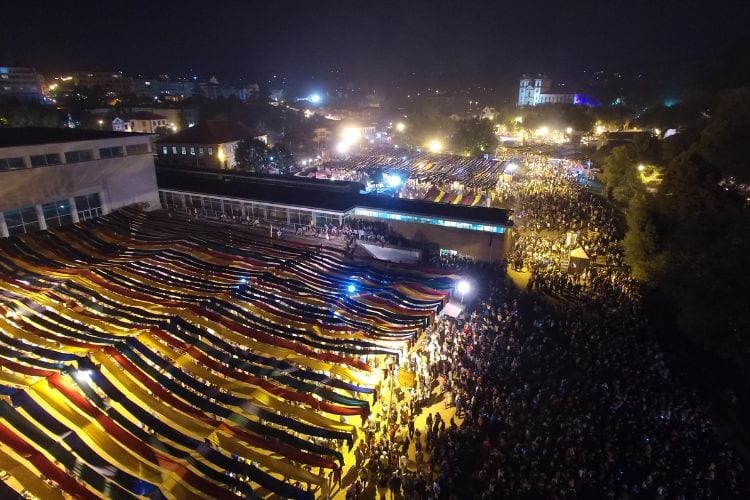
[0,127,151,148]
[156,119,264,145]
[116,112,168,121]
[156,167,513,227]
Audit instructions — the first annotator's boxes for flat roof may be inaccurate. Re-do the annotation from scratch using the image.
[155,120,263,145]
[0,127,152,148]
[156,167,513,227]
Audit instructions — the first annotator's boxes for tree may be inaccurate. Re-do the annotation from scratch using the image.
[600,145,643,205]
[268,144,294,175]
[452,118,498,156]
[623,103,750,366]
[692,87,750,182]
[1,99,63,128]
[622,194,666,281]
[235,138,268,172]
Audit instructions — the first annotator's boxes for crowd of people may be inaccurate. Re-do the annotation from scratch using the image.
[175,149,748,499]
[504,156,640,311]
[314,148,507,191]
[340,152,748,499]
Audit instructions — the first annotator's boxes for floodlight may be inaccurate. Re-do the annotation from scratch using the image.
[427,139,443,153]
[384,173,402,188]
[336,141,350,154]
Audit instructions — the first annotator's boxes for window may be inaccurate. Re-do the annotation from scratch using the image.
[172,146,177,154]
[29,154,61,167]
[126,143,149,155]
[208,147,213,156]
[64,150,94,163]
[199,147,204,156]
[3,205,40,235]
[162,146,168,155]
[42,200,73,227]
[99,146,124,159]
[181,147,186,155]
[75,192,102,221]
[0,157,26,170]
[190,147,195,155]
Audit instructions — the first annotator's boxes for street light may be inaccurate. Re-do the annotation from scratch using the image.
[335,141,350,154]
[347,284,356,294]
[427,139,443,154]
[457,280,471,302]
[395,122,406,132]
[341,126,361,143]
[566,127,573,134]
[638,164,645,172]
[309,93,321,104]
[536,126,549,137]
[383,173,402,188]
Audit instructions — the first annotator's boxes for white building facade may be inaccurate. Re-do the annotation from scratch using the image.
[112,113,168,133]
[0,128,160,237]
[0,66,45,102]
[518,75,580,106]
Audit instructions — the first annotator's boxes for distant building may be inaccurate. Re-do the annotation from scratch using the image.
[157,79,198,100]
[155,119,267,170]
[597,131,652,150]
[518,75,588,107]
[198,76,221,100]
[0,127,159,237]
[112,112,169,133]
[130,76,260,102]
[72,71,132,96]
[0,66,45,102]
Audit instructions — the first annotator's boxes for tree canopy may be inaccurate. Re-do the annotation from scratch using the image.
[451,118,498,156]
[622,87,750,365]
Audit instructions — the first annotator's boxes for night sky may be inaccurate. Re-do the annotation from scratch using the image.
[2,0,748,88]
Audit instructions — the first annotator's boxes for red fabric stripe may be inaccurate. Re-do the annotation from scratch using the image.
[0,421,98,500]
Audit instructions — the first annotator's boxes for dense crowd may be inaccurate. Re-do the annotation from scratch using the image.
[342,153,748,499]
[316,149,507,190]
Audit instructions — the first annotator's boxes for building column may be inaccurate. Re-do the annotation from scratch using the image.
[0,212,9,238]
[286,207,291,224]
[35,204,48,231]
[99,189,112,215]
[69,197,80,223]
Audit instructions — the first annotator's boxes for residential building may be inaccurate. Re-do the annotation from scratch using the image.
[155,119,267,169]
[0,127,160,237]
[72,71,132,96]
[157,79,197,100]
[0,66,45,101]
[112,112,169,133]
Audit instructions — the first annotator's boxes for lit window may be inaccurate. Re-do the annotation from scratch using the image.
[181,147,186,155]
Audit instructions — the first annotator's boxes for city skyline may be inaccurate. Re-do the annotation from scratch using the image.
[3,0,749,89]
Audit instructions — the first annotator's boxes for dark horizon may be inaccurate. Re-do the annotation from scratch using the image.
[3,0,749,90]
